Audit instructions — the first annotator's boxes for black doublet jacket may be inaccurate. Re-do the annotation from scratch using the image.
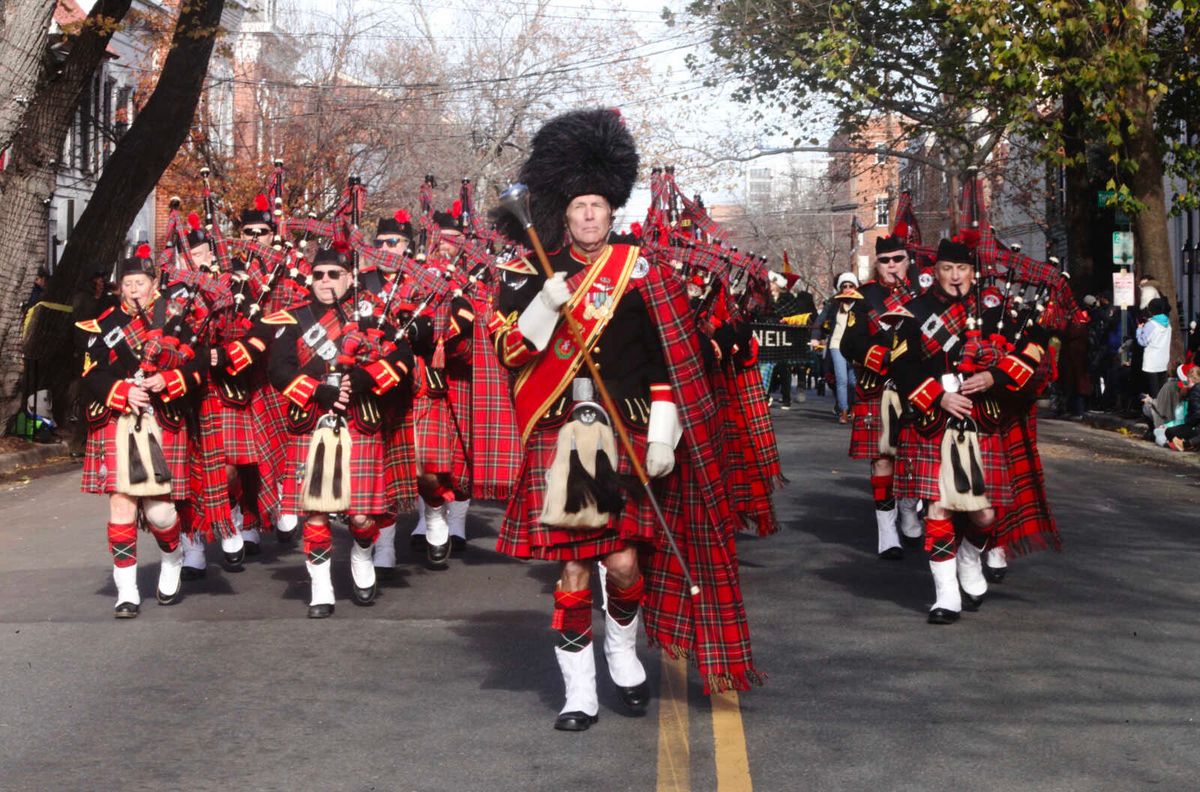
[265,297,414,436]
[77,297,205,432]
[887,286,1048,436]
[493,245,669,431]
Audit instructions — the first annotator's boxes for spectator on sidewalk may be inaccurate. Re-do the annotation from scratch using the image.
[1058,305,1092,418]
[1086,294,1121,409]
[1166,364,1200,451]
[1136,296,1172,398]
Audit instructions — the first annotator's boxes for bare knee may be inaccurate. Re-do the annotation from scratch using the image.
[968,508,995,529]
[142,498,178,529]
[926,503,949,522]
[871,457,894,477]
[559,560,591,592]
[109,494,138,524]
[603,547,640,588]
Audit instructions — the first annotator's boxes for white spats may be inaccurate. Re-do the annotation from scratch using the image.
[986,546,1008,570]
[929,558,962,614]
[876,508,901,554]
[603,611,646,689]
[242,526,261,545]
[349,541,376,591]
[424,502,449,547]
[113,563,140,607]
[374,522,397,568]
[231,504,244,532]
[220,530,245,555]
[277,513,299,534]
[306,559,335,606]
[554,644,599,718]
[957,539,988,599]
[181,533,207,571]
[446,499,470,540]
[157,544,183,598]
[898,498,924,539]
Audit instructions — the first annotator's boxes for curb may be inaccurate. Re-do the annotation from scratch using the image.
[1060,412,1200,470]
[0,442,70,478]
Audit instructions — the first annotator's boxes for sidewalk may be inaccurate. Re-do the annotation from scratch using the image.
[0,437,71,479]
[1050,409,1200,470]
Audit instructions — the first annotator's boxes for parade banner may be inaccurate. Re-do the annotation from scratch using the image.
[751,322,810,363]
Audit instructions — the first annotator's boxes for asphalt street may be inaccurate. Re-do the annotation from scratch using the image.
[1,394,1198,791]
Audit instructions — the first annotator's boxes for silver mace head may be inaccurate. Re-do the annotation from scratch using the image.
[498,183,532,229]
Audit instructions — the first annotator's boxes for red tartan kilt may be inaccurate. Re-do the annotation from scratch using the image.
[250,385,289,475]
[497,424,685,561]
[384,413,418,506]
[81,417,189,496]
[894,423,1012,508]
[412,392,470,484]
[281,427,387,515]
[848,397,884,460]
[200,390,258,465]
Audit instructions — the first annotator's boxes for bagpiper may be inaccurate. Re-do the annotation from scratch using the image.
[838,235,924,558]
[888,239,1050,624]
[265,246,416,617]
[491,108,761,731]
[78,246,205,617]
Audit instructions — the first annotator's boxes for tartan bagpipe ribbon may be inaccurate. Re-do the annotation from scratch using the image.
[956,174,1080,333]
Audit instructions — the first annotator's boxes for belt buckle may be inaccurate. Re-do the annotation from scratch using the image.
[571,377,594,403]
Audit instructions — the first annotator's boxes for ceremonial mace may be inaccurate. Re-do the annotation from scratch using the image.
[499,183,700,598]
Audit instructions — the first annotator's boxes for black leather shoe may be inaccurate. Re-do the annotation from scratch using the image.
[427,541,450,569]
[409,534,428,550]
[307,603,335,619]
[899,534,923,549]
[375,566,396,582]
[156,586,181,606]
[351,582,377,606]
[983,565,1007,584]
[450,536,467,553]
[927,608,960,625]
[616,682,650,714]
[181,566,206,581]
[961,590,984,611]
[223,547,245,571]
[243,541,261,558]
[878,546,904,561]
[114,602,140,619]
[276,528,297,545]
[554,711,599,732]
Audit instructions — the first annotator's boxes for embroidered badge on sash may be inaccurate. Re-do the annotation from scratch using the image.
[919,272,934,289]
[632,257,650,279]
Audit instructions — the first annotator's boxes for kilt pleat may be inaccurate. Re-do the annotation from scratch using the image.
[849,397,883,459]
[200,391,258,465]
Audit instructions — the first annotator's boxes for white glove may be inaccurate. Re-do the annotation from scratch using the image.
[645,399,682,478]
[539,272,571,311]
[645,441,675,478]
[517,272,571,351]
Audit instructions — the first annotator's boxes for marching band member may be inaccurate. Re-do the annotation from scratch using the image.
[78,247,204,617]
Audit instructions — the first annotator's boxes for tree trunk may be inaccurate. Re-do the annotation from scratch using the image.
[1126,0,1184,364]
[21,0,227,419]
[0,0,135,421]
[0,1,57,151]
[1061,87,1096,297]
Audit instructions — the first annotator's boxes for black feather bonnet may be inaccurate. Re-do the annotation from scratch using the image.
[496,107,639,251]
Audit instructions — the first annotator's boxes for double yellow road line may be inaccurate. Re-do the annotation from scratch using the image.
[656,651,753,791]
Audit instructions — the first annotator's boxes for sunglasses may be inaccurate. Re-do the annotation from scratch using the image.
[241,228,271,238]
[311,269,346,281]
[876,254,907,264]
[374,239,404,248]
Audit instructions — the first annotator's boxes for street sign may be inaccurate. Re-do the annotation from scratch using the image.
[1113,271,1135,308]
[1112,230,1134,267]
[1097,190,1116,207]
